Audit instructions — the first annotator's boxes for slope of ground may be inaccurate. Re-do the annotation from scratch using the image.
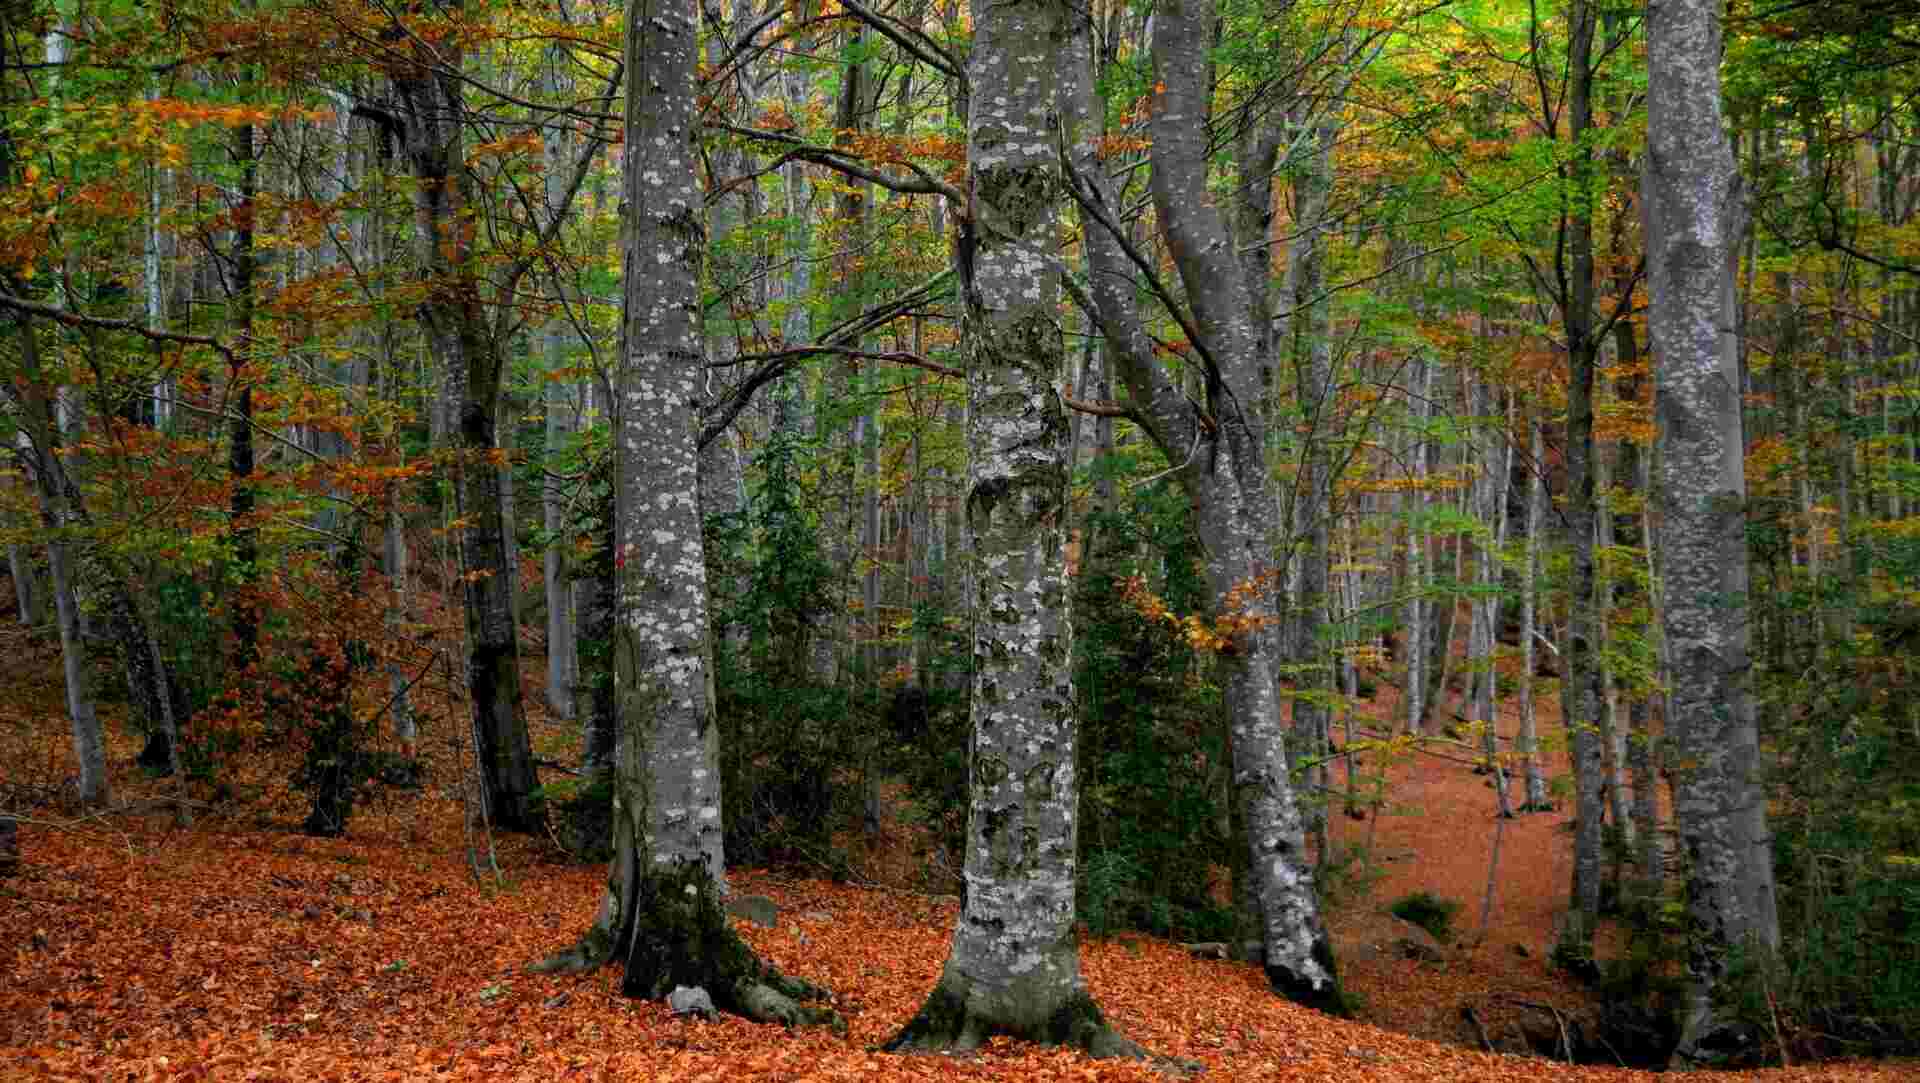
[0,598,1906,1081]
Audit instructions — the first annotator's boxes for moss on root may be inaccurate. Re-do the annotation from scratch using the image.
[533,859,842,1032]
[883,974,1144,1059]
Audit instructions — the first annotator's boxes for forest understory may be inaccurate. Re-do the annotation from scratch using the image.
[1,588,1907,1083]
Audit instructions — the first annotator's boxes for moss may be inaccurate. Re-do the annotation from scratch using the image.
[884,969,1144,1058]
[973,164,1057,242]
[882,974,972,1052]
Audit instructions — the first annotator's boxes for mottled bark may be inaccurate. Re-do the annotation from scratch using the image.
[533,0,836,1030]
[887,0,1137,1056]
[1644,0,1780,1061]
[575,460,617,777]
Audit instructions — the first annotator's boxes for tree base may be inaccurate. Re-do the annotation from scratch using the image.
[1265,934,1352,1018]
[884,974,1145,1059]
[531,859,842,1032]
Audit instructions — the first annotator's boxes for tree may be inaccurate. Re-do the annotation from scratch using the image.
[531,0,836,1027]
[1644,0,1781,1064]
[882,0,1140,1056]
[1064,0,1347,1012]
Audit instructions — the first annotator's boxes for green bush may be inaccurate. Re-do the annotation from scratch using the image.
[1389,890,1462,943]
[1071,477,1233,943]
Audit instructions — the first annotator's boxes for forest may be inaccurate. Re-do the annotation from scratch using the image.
[2,0,1919,1076]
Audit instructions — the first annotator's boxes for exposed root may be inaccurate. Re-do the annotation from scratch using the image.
[530,861,843,1033]
[885,979,1149,1061]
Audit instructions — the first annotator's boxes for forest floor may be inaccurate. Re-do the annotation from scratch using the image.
[0,609,1910,1081]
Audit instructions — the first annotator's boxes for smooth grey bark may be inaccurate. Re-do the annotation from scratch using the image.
[1471,380,1513,818]
[389,35,540,832]
[1517,417,1550,809]
[542,341,577,720]
[11,325,106,808]
[1063,0,1343,1012]
[1284,114,1338,851]
[1404,358,1429,735]
[1595,448,1633,859]
[887,0,1136,1056]
[1644,0,1780,1062]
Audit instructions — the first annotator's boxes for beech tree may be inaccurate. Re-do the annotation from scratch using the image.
[1644,0,1781,1063]
[1064,0,1346,1012]
[884,0,1139,1055]
[531,0,836,1025]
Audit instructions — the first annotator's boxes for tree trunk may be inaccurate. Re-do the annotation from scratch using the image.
[1146,0,1344,1013]
[1404,359,1428,735]
[13,319,107,807]
[227,117,260,672]
[1561,0,1606,952]
[533,0,836,1029]
[887,0,1138,1055]
[389,29,540,832]
[1644,0,1781,1060]
[1060,0,1343,1011]
[1517,417,1550,809]
[1286,113,1338,853]
[7,536,40,625]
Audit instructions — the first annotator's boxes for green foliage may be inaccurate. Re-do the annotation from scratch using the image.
[1080,850,1142,939]
[1315,844,1387,917]
[1756,619,1920,1057]
[1586,892,1688,1067]
[708,424,894,868]
[1070,477,1233,942]
[1388,890,1462,943]
[542,772,616,864]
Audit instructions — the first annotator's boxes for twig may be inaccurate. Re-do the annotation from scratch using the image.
[1497,996,1574,1063]
[1462,1003,1495,1053]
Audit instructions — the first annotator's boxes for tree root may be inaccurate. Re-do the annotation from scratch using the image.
[884,981,1149,1060]
[529,861,843,1033]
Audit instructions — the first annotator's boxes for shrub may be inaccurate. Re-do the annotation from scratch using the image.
[1390,890,1462,943]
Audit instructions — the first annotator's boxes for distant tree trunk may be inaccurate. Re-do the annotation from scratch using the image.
[542,336,577,720]
[1285,112,1338,854]
[1561,0,1606,952]
[886,0,1138,1054]
[1404,359,1428,734]
[575,452,617,779]
[1595,448,1632,878]
[1644,0,1781,1060]
[1517,416,1550,809]
[7,536,40,625]
[12,308,107,806]
[1472,381,1512,818]
[227,117,260,672]
[389,31,540,832]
